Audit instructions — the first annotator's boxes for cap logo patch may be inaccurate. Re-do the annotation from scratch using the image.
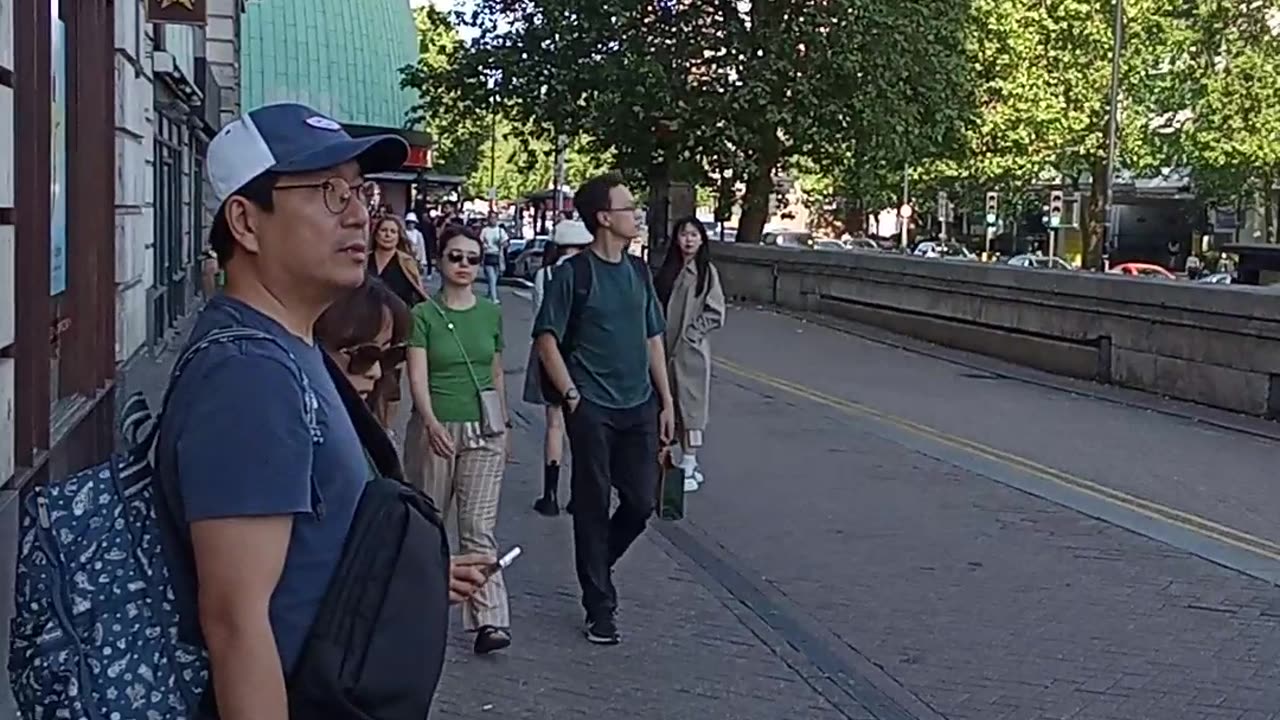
[305,116,342,131]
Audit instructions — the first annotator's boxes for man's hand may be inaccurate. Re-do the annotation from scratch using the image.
[658,402,676,445]
[449,554,494,604]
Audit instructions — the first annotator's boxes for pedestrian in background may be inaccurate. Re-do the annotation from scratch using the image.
[653,217,726,492]
[533,172,675,645]
[367,215,427,430]
[315,276,410,405]
[480,211,509,303]
[405,212,428,268]
[525,219,593,516]
[405,225,514,655]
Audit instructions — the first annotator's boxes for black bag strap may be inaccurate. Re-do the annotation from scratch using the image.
[562,251,593,353]
[322,352,404,483]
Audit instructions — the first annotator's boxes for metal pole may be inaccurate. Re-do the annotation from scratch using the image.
[552,134,567,237]
[900,163,910,249]
[1101,0,1124,270]
[488,95,498,211]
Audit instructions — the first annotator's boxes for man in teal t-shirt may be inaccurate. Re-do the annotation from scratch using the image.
[533,172,675,645]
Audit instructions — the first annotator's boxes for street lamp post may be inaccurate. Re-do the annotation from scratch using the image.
[900,163,910,250]
[1101,0,1124,271]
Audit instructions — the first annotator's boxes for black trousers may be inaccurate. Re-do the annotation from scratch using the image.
[566,395,659,617]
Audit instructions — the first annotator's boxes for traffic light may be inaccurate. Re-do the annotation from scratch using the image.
[1048,189,1064,228]
[985,191,999,226]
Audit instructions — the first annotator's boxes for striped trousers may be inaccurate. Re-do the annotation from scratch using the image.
[404,414,510,630]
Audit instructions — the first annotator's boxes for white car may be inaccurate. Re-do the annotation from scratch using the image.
[1008,254,1073,271]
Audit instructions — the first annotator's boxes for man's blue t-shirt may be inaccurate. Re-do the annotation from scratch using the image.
[156,295,368,672]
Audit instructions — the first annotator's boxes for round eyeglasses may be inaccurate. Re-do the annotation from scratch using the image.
[274,177,379,215]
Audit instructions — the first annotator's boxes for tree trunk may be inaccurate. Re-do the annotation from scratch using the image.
[842,199,867,236]
[1085,158,1107,271]
[737,138,781,245]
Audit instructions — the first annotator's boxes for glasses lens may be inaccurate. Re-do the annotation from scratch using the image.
[345,344,381,374]
[323,178,352,215]
[383,344,406,367]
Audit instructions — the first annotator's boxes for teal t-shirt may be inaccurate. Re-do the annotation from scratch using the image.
[409,297,504,422]
[532,251,665,409]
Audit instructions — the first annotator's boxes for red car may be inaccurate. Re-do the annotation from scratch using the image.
[1108,262,1177,280]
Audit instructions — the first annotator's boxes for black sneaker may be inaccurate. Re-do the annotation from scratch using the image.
[584,613,620,645]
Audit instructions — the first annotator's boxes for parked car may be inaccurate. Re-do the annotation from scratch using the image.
[762,230,814,249]
[1196,273,1233,285]
[1008,254,1074,271]
[814,239,848,252]
[1108,262,1177,280]
[509,235,551,281]
[914,241,977,261]
[843,237,881,252]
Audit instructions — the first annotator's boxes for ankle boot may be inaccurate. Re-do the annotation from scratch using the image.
[533,463,560,516]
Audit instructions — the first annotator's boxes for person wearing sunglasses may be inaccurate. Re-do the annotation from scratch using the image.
[314,276,411,404]
[404,225,513,655]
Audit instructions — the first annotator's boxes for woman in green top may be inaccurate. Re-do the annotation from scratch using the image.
[404,226,513,655]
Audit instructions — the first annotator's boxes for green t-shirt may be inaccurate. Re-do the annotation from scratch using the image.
[408,296,505,422]
[532,251,665,409]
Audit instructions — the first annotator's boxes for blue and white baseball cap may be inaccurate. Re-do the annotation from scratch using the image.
[207,102,409,203]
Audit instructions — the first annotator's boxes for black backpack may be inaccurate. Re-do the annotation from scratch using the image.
[539,251,653,403]
[285,353,451,719]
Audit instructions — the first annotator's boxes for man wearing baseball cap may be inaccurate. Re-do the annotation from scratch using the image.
[153,103,463,719]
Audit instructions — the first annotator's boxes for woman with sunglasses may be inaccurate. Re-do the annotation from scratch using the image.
[404,226,513,655]
[314,276,411,405]
[368,215,428,428]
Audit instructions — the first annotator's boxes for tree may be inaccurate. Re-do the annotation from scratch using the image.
[401,5,613,200]
[451,0,973,244]
[1176,0,1280,240]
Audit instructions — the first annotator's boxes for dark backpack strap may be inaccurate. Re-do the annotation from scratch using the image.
[322,352,404,482]
[562,251,594,353]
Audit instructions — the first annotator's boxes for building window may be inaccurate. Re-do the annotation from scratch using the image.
[152,111,188,345]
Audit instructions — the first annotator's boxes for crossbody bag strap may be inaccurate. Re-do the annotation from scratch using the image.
[425,295,488,395]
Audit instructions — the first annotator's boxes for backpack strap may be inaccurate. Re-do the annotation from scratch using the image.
[561,252,594,354]
[146,327,324,453]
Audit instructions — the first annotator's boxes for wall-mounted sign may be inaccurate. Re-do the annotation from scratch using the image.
[148,0,207,26]
[405,145,432,169]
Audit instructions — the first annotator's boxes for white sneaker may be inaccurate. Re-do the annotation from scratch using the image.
[683,472,699,493]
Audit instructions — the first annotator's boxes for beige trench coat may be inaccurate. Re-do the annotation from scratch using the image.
[664,262,726,437]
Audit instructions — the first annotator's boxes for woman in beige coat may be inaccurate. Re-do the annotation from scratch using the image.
[654,217,726,492]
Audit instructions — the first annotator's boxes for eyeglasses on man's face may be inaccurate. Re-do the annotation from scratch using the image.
[275,177,378,215]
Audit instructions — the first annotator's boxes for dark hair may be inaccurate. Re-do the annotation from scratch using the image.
[314,276,411,351]
[574,171,625,236]
[208,172,279,265]
[437,225,483,256]
[654,216,711,307]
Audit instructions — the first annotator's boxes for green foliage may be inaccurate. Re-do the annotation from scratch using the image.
[400,5,613,199]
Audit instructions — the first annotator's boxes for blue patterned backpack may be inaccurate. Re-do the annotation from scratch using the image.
[7,327,307,720]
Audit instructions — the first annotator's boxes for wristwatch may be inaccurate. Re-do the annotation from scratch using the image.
[563,387,580,405]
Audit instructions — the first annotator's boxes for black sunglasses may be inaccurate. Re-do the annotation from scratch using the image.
[340,343,406,375]
[445,251,482,267]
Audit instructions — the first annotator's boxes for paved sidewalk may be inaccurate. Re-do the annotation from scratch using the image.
[405,296,859,720]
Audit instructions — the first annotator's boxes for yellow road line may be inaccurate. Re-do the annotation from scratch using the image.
[714,356,1280,563]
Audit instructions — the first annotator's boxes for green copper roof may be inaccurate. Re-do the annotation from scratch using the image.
[241,0,417,129]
